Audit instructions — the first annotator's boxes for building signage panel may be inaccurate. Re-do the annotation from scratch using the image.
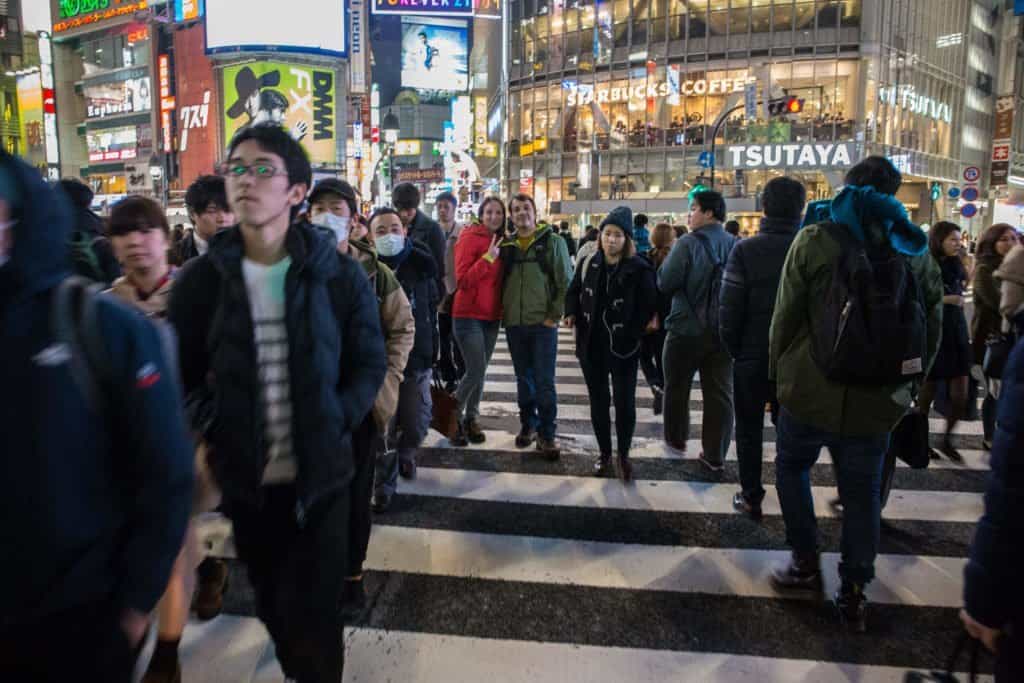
[878,84,952,123]
[87,124,141,162]
[84,76,152,118]
[372,0,473,16]
[566,76,754,107]
[994,96,1014,140]
[397,167,445,183]
[53,0,149,33]
[222,61,338,165]
[349,0,366,93]
[725,142,854,169]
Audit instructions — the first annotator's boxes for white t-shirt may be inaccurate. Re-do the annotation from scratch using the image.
[242,256,296,484]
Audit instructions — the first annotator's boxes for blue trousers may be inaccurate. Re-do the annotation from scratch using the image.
[505,324,559,440]
[775,408,889,585]
[453,318,500,421]
[376,368,432,497]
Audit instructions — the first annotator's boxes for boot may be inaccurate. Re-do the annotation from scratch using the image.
[593,453,613,477]
[616,452,633,483]
[834,581,868,633]
[515,427,537,448]
[770,551,823,592]
[536,437,560,461]
[938,433,963,463]
[651,385,664,416]
[193,558,229,620]
[732,491,762,521]
[450,421,469,447]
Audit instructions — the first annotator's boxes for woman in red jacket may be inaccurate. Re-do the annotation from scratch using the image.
[450,196,506,446]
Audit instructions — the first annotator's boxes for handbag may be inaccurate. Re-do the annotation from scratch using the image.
[983,331,1015,379]
[890,409,930,470]
[429,376,460,439]
[903,632,980,683]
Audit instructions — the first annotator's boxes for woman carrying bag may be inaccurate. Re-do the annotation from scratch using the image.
[449,197,506,446]
[971,224,1019,450]
[564,206,657,482]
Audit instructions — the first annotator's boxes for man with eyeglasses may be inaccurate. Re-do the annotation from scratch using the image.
[177,175,235,265]
[168,124,386,682]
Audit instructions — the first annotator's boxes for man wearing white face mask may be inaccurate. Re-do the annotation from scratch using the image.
[368,207,439,511]
[308,178,415,614]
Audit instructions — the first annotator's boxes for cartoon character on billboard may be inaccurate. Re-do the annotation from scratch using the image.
[226,66,307,141]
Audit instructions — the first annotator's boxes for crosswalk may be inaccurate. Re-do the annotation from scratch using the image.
[176,326,992,681]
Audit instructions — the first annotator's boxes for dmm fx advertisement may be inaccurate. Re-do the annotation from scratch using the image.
[223,61,337,164]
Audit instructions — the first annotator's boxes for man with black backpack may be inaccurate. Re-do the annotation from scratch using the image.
[0,153,193,681]
[658,190,737,471]
[58,177,121,285]
[501,193,572,459]
[768,156,943,632]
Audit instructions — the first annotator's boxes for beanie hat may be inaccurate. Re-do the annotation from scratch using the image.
[995,244,1024,317]
[600,206,634,239]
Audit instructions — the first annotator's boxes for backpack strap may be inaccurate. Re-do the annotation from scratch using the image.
[53,276,110,418]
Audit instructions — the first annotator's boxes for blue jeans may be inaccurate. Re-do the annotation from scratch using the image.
[376,368,432,497]
[775,408,889,585]
[505,324,559,440]
[453,318,500,421]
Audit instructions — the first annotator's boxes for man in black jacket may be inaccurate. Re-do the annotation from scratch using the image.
[369,207,439,511]
[393,181,446,298]
[1,154,193,681]
[177,174,235,264]
[720,176,805,519]
[168,124,386,682]
[57,177,121,285]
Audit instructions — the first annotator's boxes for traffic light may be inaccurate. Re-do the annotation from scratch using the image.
[930,182,942,202]
[768,96,805,116]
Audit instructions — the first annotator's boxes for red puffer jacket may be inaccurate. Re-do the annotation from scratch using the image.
[452,223,504,321]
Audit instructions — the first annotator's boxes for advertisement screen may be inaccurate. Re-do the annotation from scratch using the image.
[206,0,347,56]
[83,76,152,118]
[401,18,468,92]
[175,0,205,21]
[87,125,140,162]
[222,61,338,165]
[17,73,45,166]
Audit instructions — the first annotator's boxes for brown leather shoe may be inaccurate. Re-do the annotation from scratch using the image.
[193,558,229,621]
[465,419,486,444]
[536,437,560,461]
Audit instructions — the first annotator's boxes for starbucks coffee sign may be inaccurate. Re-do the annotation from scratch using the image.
[726,142,855,169]
[565,76,754,107]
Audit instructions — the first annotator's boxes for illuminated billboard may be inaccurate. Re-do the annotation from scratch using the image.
[222,61,338,165]
[174,0,205,20]
[206,0,347,56]
[17,73,45,168]
[400,17,468,92]
[372,0,473,16]
[87,124,142,162]
[83,76,152,118]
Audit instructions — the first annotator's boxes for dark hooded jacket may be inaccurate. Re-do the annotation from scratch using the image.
[62,195,121,285]
[565,249,658,361]
[167,222,386,519]
[380,236,439,375]
[409,209,447,298]
[719,216,800,361]
[0,153,193,624]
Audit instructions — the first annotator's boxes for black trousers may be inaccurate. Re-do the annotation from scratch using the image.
[437,312,465,385]
[639,329,666,392]
[228,485,350,683]
[734,358,777,504]
[349,416,381,577]
[0,601,138,682]
[580,352,640,457]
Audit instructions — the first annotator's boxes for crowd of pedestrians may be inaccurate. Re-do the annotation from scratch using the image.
[1,135,1023,682]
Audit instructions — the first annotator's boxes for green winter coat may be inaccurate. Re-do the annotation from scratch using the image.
[768,222,944,437]
[500,225,573,327]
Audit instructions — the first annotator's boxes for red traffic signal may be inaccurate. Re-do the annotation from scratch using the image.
[767,96,806,116]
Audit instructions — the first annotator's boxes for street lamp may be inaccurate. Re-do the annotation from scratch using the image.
[382,108,400,193]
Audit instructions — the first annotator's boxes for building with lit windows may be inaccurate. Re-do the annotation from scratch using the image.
[505,0,1019,234]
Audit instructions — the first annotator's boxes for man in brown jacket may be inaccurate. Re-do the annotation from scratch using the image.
[308,178,414,616]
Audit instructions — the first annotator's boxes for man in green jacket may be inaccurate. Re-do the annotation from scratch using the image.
[501,193,572,458]
[768,156,943,633]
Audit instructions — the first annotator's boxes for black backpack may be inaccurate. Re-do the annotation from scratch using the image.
[691,231,732,340]
[810,223,928,385]
[501,230,556,287]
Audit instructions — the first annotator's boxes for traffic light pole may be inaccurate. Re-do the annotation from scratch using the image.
[708,102,746,190]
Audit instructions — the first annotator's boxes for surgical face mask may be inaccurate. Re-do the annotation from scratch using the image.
[376,233,405,257]
[312,212,350,245]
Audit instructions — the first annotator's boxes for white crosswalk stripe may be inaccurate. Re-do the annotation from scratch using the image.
[180,324,992,681]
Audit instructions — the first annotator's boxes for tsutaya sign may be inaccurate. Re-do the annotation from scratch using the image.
[878,85,952,123]
[565,75,754,107]
[727,142,855,169]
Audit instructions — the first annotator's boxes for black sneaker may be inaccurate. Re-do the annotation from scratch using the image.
[834,582,868,633]
[732,491,763,521]
[652,386,664,416]
[770,552,823,593]
[515,428,537,448]
[339,578,367,622]
[536,437,560,461]
[938,437,963,463]
[399,459,417,480]
[450,422,469,447]
[698,452,725,473]
[465,418,487,445]
[616,452,633,483]
[372,492,392,513]
[593,453,613,477]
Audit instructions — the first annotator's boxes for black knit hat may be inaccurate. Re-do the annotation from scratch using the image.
[600,205,634,239]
